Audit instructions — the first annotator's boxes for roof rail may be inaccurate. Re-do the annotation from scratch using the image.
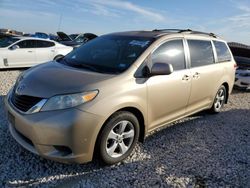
[152,29,217,38]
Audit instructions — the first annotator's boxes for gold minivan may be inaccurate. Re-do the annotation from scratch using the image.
[5,29,236,164]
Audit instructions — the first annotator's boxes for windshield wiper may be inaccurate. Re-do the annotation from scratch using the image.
[77,63,101,73]
[63,59,103,73]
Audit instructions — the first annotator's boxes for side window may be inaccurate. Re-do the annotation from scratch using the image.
[152,39,186,71]
[188,40,215,67]
[213,41,231,62]
[17,40,36,48]
[36,40,55,48]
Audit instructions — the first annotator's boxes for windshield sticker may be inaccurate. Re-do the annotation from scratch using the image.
[129,40,150,48]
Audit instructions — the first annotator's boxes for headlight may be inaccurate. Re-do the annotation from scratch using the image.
[41,90,98,111]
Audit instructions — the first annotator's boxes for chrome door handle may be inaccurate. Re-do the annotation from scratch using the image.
[193,72,200,79]
[182,75,190,81]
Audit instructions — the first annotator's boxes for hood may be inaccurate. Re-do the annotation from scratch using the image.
[57,31,72,41]
[15,62,114,98]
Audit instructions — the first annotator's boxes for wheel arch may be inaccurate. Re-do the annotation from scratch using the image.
[116,107,146,142]
[222,82,229,104]
[53,54,64,61]
[93,106,146,159]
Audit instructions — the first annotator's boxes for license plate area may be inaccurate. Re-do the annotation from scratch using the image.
[8,111,15,126]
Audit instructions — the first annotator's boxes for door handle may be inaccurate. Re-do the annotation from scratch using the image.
[182,75,190,81]
[51,50,55,52]
[27,51,33,53]
[193,72,200,79]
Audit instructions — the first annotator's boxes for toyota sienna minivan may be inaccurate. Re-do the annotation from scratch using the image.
[5,29,236,164]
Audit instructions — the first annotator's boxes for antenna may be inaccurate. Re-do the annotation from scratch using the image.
[57,13,62,31]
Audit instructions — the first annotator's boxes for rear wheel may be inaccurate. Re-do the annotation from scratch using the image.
[98,111,139,165]
[53,55,64,61]
[210,85,226,113]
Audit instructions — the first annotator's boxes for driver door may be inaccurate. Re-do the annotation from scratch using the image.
[7,39,36,67]
[146,39,192,131]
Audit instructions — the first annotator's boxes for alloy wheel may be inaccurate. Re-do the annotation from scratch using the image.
[105,120,135,158]
[214,88,225,111]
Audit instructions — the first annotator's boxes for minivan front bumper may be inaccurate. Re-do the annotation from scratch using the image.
[4,93,104,164]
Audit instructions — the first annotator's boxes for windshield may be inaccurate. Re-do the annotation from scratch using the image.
[0,37,20,48]
[62,35,154,74]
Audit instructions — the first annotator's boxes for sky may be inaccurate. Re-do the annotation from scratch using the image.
[0,0,250,44]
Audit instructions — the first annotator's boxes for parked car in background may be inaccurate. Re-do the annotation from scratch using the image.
[69,34,79,40]
[228,42,250,90]
[234,56,250,90]
[57,31,97,48]
[4,29,235,165]
[0,32,21,39]
[48,34,58,41]
[32,32,50,39]
[0,37,73,68]
[24,32,58,41]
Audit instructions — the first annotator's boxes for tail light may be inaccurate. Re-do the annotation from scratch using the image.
[234,63,238,69]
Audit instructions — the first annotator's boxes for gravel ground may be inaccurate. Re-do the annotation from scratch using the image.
[0,69,249,188]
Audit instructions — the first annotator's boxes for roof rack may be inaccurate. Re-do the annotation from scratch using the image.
[152,29,217,38]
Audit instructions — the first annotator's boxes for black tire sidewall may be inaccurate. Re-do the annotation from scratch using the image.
[53,55,63,61]
[98,111,140,165]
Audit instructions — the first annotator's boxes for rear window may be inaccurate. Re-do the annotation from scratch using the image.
[188,40,215,67]
[213,41,231,62]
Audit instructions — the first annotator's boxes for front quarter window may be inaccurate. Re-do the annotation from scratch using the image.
[62,35,154,74]
[152,39,186,71]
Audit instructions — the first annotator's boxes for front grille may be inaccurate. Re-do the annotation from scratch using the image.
[11,93,42,112]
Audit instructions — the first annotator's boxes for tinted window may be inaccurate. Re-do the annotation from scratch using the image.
[17,40,36,48]
[36,40,55,48]
[62,35,154,74]
[213,41,231,62]
[152,40,185,71]
[188,40,215,67]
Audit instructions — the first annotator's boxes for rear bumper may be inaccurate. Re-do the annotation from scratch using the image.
[4,94,105,164]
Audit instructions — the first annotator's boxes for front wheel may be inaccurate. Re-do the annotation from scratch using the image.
[210,85,227,113]
[98,111,139,165]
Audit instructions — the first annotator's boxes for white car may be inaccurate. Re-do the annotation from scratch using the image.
[0,37,73,68]
[235,68,250,90]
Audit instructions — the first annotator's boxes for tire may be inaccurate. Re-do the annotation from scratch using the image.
[98,111,139,165]
[210,85,227,113]
[53,55,64,61]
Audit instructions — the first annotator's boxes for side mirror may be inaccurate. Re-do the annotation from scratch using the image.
[150,63,173,76]
[10,45,20,50]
